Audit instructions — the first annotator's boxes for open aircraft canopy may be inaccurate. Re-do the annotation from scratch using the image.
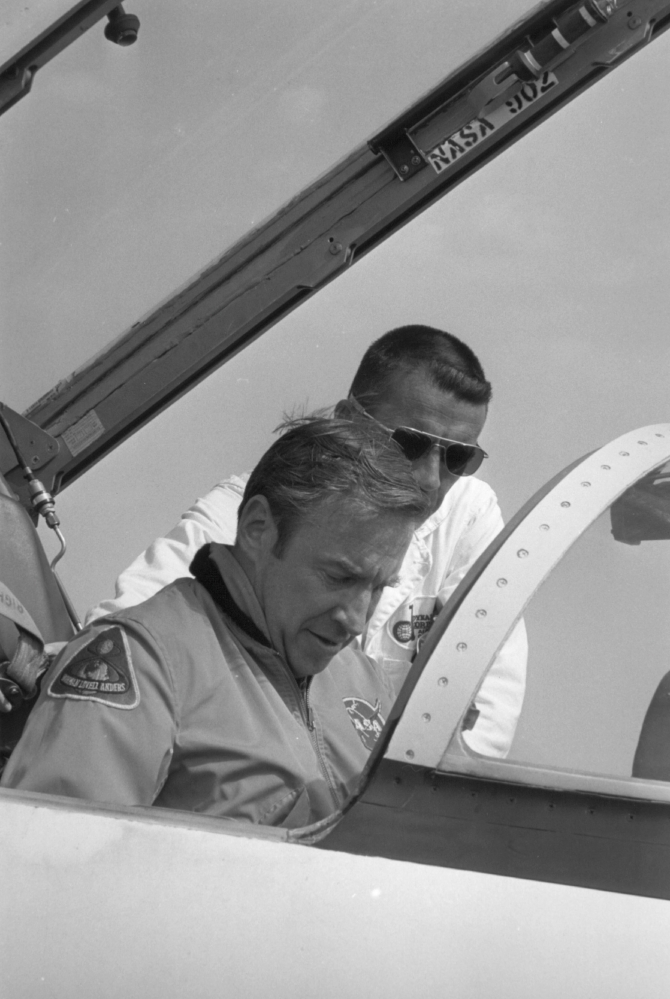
[1,0,669,500]
[1,2,670,996]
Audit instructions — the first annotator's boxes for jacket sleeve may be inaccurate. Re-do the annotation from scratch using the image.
[0,618,178,807]
[85,475,248,624]
[437,485,528,759]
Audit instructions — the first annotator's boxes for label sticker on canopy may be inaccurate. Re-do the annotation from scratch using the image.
[48,626,140,709]
[426,72,558,174]
[61,409,105,457]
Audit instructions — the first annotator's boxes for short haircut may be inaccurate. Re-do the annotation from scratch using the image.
[350,325,492,407]
[239,416,431,555]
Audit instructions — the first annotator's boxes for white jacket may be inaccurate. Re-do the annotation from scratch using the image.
[88,474,527,757]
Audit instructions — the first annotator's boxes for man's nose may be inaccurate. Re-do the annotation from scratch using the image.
[412,446,442,494]
[332,590,373,638]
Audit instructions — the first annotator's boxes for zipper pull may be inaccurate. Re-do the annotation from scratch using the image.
[300,677,315,731]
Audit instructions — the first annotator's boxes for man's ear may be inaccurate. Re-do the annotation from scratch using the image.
[236,495,278,563]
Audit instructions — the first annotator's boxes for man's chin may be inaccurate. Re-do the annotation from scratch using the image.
[289,657,332,680]
[289,634,347,678]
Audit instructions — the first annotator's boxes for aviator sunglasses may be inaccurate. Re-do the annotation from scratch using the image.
[348,395,488,477]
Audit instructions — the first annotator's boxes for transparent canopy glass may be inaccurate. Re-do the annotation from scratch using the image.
[1,0,537,408]
[510,465,670,779]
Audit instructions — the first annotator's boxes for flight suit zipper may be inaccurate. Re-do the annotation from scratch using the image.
[204,580,341,808]
[253,649,338,804]
[194,556,343,808]
[298,674,339,806]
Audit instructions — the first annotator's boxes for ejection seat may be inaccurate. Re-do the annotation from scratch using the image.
[0,470,76,769]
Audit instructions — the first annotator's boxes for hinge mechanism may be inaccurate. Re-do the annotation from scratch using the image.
[371,131,428,182]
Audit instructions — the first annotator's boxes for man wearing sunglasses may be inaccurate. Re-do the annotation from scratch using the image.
[334,327,526,758]
[87,325,527,758]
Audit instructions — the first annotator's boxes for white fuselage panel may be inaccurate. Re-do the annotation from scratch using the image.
[1,789,669,998]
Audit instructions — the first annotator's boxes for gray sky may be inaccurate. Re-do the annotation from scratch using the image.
[2,1,670,778]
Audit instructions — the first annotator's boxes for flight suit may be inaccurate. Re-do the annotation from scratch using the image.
[2,546,394,827]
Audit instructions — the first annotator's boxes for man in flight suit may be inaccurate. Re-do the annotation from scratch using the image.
[87,326,528,758]
[2,418,429,827]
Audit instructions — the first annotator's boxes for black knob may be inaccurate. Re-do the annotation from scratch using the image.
[104,5,140,47]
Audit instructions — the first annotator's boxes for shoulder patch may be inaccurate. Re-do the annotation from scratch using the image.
[47,626,140,709]
[343,697,385,752]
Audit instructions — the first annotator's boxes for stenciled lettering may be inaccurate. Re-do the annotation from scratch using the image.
[427,114,496,173]
[539,70,557,94]
[427,73,557,175]
[506,73,557,114]
[459,123,479,147]
[427,146,455,172]
[476,116,495,137]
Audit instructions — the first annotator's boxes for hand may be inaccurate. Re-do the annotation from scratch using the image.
[0,676,23,712]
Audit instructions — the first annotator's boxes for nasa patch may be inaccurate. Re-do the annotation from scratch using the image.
[343,697,386,752]
[47,626,140,709]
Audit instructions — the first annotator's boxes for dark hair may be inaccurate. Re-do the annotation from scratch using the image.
[239,416,430,554]
[350,325,492,407]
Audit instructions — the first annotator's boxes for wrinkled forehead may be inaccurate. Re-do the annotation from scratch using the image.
[294,494,416,565]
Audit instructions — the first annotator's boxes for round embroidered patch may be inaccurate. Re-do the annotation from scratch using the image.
[393,621,413,644]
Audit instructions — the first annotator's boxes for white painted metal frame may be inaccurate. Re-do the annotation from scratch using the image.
[386,424,670,773]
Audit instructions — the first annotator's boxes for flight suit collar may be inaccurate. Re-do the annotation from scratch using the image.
[190,543,314,723]
[191,543,272,646]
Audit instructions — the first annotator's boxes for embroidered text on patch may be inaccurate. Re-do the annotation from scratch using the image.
[48,626,140,709]
[343,697,385,752]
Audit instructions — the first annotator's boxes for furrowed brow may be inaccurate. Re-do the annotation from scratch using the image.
[324,556,399,588]
[323,556,364,577]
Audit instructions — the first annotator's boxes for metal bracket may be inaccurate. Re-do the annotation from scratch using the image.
[371,132,427,182]
[464,61,523,117]
[0,1,123,118]
[0,64,33,116]
[0,405,60,477]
